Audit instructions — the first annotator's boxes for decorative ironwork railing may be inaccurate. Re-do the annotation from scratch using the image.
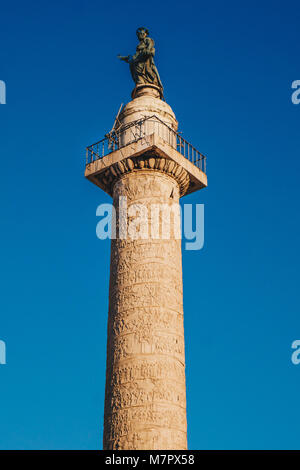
[86,115,207,173]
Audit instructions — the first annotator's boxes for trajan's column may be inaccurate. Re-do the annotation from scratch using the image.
[85,28,207,450]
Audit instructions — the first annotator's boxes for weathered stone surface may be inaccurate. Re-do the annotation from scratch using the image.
[120,93,178,130]
[103,170,187,450]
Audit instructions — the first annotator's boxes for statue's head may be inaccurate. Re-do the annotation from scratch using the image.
[136,27,149,40]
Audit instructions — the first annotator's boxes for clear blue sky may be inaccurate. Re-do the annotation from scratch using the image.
[0,0,300,450]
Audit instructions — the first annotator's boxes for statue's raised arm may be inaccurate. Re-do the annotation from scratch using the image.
[118,27,163,98]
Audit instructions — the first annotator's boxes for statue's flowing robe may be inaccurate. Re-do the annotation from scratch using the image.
[129,37,163,90]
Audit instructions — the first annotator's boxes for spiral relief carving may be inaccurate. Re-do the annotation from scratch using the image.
[103,169,188,450]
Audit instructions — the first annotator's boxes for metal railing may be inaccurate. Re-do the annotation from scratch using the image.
[86,115,207,173]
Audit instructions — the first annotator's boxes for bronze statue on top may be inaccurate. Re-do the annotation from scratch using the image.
[118,27,163,97]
